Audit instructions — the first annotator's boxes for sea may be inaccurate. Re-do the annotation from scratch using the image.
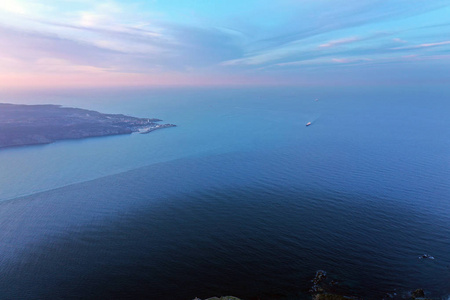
[0,86,449,300]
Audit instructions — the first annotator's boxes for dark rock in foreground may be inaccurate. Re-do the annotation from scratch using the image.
[411,289,425,299]
[193,297,242,300]
[192,270,438,300]
[0,103,176,148]
[313,294,356,300]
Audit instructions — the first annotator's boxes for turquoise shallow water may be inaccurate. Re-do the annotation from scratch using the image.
[0,87,449,299]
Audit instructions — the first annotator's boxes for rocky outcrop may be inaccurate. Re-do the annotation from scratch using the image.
[193,297,242,300]
[411,289,425,298]
[313,294,355,300]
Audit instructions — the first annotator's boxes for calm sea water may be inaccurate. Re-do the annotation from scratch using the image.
[0,87,449,299]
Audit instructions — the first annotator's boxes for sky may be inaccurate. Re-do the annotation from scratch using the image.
[0,0,449,88]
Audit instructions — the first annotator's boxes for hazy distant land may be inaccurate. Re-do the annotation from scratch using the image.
[0,103,176,148]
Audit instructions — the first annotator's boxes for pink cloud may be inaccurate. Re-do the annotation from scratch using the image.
[418,41,450,48]
[392,40,450,50]
[332,58,371,64]
[319,37,359,48]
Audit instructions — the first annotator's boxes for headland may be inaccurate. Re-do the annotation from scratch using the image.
[0,103,176,148]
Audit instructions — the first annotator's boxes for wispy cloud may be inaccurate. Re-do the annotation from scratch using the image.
[392,40,450,50]
[0,1,244,75]
[319,37,359,48]
[392,38,407,43]
[1,0,450,87]
[332,57,372,64]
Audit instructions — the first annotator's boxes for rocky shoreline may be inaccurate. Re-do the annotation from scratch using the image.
[193,270,438,300]
[0,103,175,148]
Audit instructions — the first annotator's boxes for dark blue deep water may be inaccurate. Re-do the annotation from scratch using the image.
[0,87,449,299]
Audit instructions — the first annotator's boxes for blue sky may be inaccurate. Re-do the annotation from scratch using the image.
[0,0,449,87]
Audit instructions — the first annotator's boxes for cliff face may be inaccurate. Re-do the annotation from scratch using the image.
[0,103,175,148]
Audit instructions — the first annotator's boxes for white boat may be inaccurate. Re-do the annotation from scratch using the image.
[306,122,311,126]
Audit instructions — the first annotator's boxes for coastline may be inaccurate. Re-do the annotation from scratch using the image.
[0,103,176,149]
